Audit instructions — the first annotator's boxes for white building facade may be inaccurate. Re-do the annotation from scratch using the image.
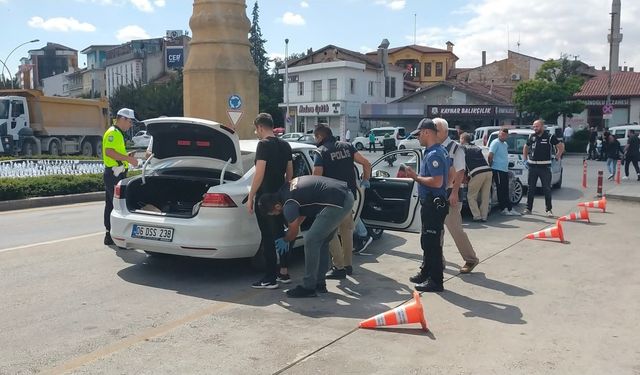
[279,46,403,139]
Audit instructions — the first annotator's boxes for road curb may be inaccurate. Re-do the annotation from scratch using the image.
[0,191,105,212]
[605,193,640,203]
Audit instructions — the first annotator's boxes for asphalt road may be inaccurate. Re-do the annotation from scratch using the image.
[1,155,638,374]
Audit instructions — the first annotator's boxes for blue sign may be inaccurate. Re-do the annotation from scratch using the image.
[166,47,184,70]
[228,95,242,110]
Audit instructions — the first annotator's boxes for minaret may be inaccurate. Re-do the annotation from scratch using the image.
[608,0,623,72]
[184,0,258,139]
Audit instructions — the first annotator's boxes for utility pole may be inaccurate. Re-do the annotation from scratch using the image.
[284,38,291,133]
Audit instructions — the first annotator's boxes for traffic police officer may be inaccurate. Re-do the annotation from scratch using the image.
[312,124,371,279]
[404,118,450,293]
[103,108,139,245]
[522,119,564,217]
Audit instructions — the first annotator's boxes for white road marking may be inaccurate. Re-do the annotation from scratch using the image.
[0,232,103,254]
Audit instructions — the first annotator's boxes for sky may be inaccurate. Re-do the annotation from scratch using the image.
[1,0,639,80]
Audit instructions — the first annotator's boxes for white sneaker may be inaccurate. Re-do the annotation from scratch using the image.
[506,210,521,216]
[546,210,554,217]
[500,208,510,215]
[622,176,629,180]
[522,209,531,215]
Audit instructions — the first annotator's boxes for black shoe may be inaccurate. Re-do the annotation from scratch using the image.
[415,280,444,293]
[316,283,328,293]
[345,265,353,276]
[104,232,114,245]
[286,285,317,298]
[409,272,428,284]
[276,273,291,284]
[325,266,347,279]
[251,277,278,289]
[354,236,373,254]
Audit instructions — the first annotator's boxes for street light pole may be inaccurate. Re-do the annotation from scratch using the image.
[3,39,40,89]
[284,38,290,133]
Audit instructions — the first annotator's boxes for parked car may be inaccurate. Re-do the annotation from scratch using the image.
[280,132,304,141]
[131,130,151,148]
[110,117,411,262]
[486,128,563,189]
[352,127,406,150]
[397,128,457,151]
[472,126,502,147]
[294,134,317,145]
[609,124,640,148]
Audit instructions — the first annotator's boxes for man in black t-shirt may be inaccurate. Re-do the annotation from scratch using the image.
[312,124,371,279]
[623,130,640,181]
[248,113,294,289]
[257,176,354,298]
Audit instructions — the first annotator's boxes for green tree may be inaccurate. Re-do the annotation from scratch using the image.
[109,71,183,120]
[514,57,586,122]
[0,76,19,89]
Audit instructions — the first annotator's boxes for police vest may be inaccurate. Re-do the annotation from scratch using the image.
[527,131,555,165]
[102,126,128,168]
[464,145,491,177]
[316,139,357,196]
[444,139,459,167]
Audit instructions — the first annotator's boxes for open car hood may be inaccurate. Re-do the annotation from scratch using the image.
[145,117,243,175]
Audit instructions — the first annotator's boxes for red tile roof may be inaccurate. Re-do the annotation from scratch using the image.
[365,44,458,59]
[575,71,640,98]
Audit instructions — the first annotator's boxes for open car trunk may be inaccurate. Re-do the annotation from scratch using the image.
[125,173,220,218]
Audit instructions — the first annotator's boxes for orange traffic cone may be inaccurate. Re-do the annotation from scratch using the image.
[558,207,590,223]
[578,197,606,212]
[525,220,565,243]
[359,291,428,332]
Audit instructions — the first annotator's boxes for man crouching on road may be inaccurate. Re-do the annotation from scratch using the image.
[403,118,450,292]
[258,175,354,298]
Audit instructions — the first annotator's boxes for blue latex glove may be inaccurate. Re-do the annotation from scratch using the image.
[275,237,289,256]
[360,179,371,189]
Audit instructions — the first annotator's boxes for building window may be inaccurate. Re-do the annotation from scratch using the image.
[298,81,304,96]
[368,81,374,96]
[425,62,432,77]
[350,78,356,95]
[313,80,322,101]
[385,77,396,98]
[435,62,443,77]
[329,78,337,100]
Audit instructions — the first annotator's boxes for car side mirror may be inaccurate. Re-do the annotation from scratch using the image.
[372,170,390,178]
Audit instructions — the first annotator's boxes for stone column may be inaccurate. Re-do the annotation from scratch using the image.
[184,0,258,139]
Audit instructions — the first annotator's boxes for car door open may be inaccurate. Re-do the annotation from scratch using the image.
[361,149,422,233]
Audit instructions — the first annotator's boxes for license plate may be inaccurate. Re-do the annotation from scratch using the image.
[131,224,174,242]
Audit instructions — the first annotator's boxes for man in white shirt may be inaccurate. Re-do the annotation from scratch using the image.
[345,129,351,143]
[434,118,479,273]
[563,125,574,143]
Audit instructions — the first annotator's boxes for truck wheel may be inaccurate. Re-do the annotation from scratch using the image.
[22,141,36,157]
[93,139,103,158]
[81,141,94,157]
[48,140,61,156]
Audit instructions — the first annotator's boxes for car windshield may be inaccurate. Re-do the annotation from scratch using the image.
[0,99,9,120]
[488,133,529,154]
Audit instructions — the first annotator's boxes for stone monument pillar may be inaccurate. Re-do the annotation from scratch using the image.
[184,0,258,139]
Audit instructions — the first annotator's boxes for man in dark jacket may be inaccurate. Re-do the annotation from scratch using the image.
[605,134,622,180]
[460,133,493,221]
[623,130,640,181]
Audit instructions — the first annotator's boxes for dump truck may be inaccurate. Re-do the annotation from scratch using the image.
[0,89,109,157]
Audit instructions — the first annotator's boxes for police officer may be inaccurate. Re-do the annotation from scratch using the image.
[404,118,449,293]
[103,108,139,245]
[312,124,371,279]
[523,119,564,217]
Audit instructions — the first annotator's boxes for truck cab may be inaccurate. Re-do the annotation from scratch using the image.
[0,96,30,154]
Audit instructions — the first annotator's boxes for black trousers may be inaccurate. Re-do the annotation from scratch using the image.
[419,197,449,286]
[103,168,126,231]
[493,170,511,211]
[368,141,376,152]
[526,165,552,211]
[624,155,640,176]
[255,204,289,280]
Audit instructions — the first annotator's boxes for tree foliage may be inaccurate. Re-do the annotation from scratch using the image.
[0,76,19,89]
[514,57,586,122]
[109,70,183,120]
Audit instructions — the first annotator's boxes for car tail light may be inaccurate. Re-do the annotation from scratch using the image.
[114,182,122,199]
[202,193,237,208]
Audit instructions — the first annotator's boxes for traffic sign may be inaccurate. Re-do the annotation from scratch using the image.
[602,104,614,114]
[603,113,613,120]
[227,111,243,127]
[228,95,242,110]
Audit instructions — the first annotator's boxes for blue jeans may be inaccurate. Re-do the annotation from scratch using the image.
[302,194,355,289]
[354,217,368,238]
[606,158,617,176]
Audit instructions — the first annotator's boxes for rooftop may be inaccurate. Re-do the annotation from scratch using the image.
[574,71,640,98]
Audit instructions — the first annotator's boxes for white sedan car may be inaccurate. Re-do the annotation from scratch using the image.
[131,130,152,148]
[112,117,430,262]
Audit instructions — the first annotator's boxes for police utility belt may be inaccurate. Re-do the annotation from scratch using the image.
[420,194,449,211]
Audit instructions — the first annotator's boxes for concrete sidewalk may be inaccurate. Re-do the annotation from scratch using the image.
[606,179,640,202]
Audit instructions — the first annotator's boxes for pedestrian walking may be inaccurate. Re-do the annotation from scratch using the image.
[368,131,377,152]
[102,108,139,245]
[434,118,480,274]
[522,120,565,217]
[403,118,449,292]
[460,132,493,221]
[588,127,598,160]
[605,134,622,180]
[489,128,520,216]
[563,125,574,143]
[247,113,294,289]
[622,129,640,181]
[258,176,355,298]
[312,124,371,280]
